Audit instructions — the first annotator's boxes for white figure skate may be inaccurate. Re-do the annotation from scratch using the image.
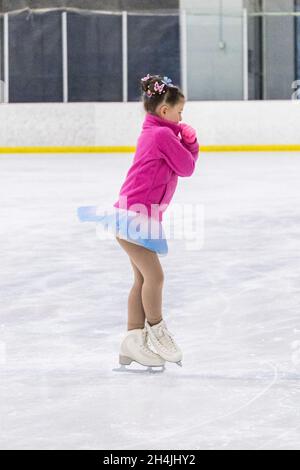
[113,327,166,374]
[145,319,183,367]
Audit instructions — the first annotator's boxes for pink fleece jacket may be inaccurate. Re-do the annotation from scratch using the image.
[113,112,199,222]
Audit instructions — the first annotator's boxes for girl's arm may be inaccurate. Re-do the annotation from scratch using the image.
[156,127,199,177]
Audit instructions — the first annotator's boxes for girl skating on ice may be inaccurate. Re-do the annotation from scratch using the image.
[77,74,199,372]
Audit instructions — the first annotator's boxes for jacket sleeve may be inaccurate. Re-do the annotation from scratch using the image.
[156,127,199,177]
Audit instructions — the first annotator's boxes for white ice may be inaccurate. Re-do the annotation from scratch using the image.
[0,152,300,450]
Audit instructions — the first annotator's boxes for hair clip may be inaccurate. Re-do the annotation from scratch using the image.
[154,81,165,94]
[143,76,170,98]
[141,73,151,82]
[162,76,173,85]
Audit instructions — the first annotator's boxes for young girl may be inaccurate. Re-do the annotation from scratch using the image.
[77,74,199,372]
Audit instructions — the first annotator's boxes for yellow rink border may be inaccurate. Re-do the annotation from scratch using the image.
[1,145,300,154]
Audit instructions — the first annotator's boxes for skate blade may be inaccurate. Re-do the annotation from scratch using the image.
[176,361,183,367]
[112,364,165,374]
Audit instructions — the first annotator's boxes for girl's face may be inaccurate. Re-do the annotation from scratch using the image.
[156,98,185,124]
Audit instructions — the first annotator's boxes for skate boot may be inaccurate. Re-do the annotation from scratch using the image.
[113,327,166,373]
[145,319,183,367]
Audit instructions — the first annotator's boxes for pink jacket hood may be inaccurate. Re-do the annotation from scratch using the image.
[113,112,199,222]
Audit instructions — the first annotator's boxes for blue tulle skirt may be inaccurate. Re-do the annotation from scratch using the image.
[77,206,168,257]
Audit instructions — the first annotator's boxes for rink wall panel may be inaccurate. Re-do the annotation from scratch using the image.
[0,101,300,150]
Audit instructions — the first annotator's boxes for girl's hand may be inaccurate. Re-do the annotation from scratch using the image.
[180,123,197,144]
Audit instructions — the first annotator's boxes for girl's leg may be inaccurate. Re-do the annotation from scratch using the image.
[116,236,164,327]
[127,258,146,331]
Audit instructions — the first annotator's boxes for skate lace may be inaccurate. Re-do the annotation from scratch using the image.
[157,323,175,345]
[141,328,157,355]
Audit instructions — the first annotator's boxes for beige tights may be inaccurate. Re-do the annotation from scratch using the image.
[116,236,164,331]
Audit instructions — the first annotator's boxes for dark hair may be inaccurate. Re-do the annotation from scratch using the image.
[140,74,185,114]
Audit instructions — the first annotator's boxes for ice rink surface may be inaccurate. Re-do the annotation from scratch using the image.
[0,151,300,450]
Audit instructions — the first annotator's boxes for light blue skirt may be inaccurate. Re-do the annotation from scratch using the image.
[77,206,168,257]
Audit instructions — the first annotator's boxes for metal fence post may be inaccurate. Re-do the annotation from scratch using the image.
[243,7,249,100]
[4,12,9,103]
[122,11,128,103]
[62,11,68,103]
[180,8,188,99]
